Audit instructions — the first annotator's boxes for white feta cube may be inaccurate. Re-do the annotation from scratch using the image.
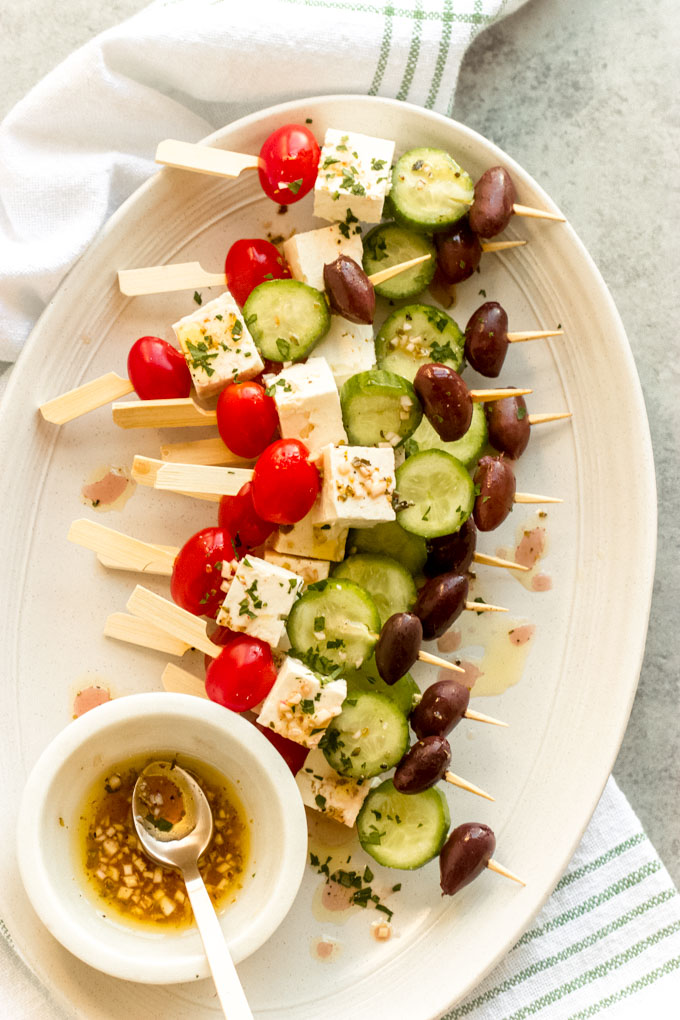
[216,555,303,647]
[296,749,371,827]
[172,291,264,399]
[314,128,395,224]
[283,224,363,292]
[256,657,346,749]
[264,357,346,456]
[313,317,376,389]
[263,550,330,586]
[270,511,348,562]
[314,445,396,529]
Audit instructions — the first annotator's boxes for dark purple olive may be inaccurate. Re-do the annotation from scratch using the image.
[414,364,472,442]
[413,572,469,640]
[425,518,477,578]
[375,613,423,685]
[440,822,496,896]
[393,735,451,794]
[473,455,516,531]
[434,217,483,283]
[464,301,509,378]
[486,392,530,460]
[468,167,516,239]
[410,679,471,739]
[323,255,375,324]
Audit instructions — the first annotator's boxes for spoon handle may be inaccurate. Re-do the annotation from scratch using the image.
[183,866,254,1019]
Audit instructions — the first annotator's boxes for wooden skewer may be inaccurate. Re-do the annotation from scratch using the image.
[367,254,431,287]
[444,771,494,801]
[480,240,526,253]
[507,329,563,343]
[156,139,260,178]
[487,859,526,885]
[113,397,217,429]
[465,601,508,613]
[418,650,465,675]
[131,456,221,502]
[105,613,191,656]
[155,462,253,497]
[473,552,529,572]
[127,585,220,657]
[98,546,179,574]
[160,436,251,466]
[528,411,572,426]
[512,203,564,223]
[515,493,562,504]
[40,373,134,424]
[162,662,209,699]
[464,708,508,728]
[68,519,177,574]
[469,386,532,403]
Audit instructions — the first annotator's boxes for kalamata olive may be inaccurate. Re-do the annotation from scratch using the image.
[413,572,469,640]
[486,392,530,460]
[440,822,496,896]
[393,735,451,794]
[464,301,509,378]
[375,613,423,685]
[473,455,516,531]
[323,255,375,324]
[410,679,471,739]
[425,517,477,578]
[434,216,483,283]
[414,364,472,442]
[468,167,516,239]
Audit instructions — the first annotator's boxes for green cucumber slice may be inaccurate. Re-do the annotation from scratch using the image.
[243,279,330,363]
[357,779,451,869]
[321,692,409,779]
[362,223,436,300]
[404,401,488,468]
[347,520,427,576]
[345,656,419,717]
[394,449,474,538]
[390,148,474,232]
[375,304,465,383]
[285,577,380,671]
[332,553,416,627]
[340,369,422,446]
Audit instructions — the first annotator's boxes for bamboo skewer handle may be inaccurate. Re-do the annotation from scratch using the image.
[473,552,529,572]
[104,613,192,656]
[162,662,210,699]
[113,398,217,429]
[40,373,134,424]
[469,386,532,403]
[444,771,494,801]
[160,436,251,466]
[98,544,179,575]
[131,456,222,502]
[68,519,177,574]
[126,585,220,658]
[156,139,260,177]
[118,262,227,296]
[417,650,465,674]
[155,462,254,497]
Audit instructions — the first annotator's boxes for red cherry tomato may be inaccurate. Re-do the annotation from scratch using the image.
[216,382,278,459]
[225,239,291,307]
[251,439,320,525]
[218,482,276,552]
[258,124,320,204]
[252,720,309,775]
[127,336,191,400]
[205,636,277,712]
[170,527,234,618]
[204,622,240,671]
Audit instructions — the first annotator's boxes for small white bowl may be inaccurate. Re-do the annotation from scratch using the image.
[16,692,307,984]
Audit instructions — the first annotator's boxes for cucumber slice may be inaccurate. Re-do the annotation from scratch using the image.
[395,450,474,538]
[357,779,450,869]
[390,148,474,233]
[404,401,488,468]
[321,692,409,779]
[243,279,330,363]
[340,369,422,447]
[285,577,380,671]
[375,304,465,383]
[362,223,436,301]
[347,520,427,576]
[332,553,417,627]
[345,656,419,717]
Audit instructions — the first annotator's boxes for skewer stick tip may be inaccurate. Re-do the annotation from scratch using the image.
[444,771,495,801]
[487,858,526,886]
[464,708,508,727]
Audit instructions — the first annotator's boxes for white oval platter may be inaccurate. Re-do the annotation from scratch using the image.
[0,95,656,1019]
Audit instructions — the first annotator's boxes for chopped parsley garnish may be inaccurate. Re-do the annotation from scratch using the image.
[185,339,219,377]
[315,794,327,809]
[193,291,202,305]
[370,158,386,171]
[287,178,304,195]
[517,405,527,420]
[276,337,291,360]
[314,615,325,632]
[232,319,243,339]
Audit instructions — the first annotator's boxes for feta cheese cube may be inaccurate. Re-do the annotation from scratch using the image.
[283,224,363,292]
[256,657,346,749]
[313,317,376,389]
[263,550,330,586]
[296,749,371,827]
[314,128,395,224]
[270,511,348,562]
[216,555,303,647]
[172,291,263,399]
[314,445,396,528]
[264,358,346,457]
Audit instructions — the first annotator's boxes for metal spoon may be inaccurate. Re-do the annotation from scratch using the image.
[132,761,253,1019]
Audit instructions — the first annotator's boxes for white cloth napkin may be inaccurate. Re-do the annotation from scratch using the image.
[1,2,678,1017]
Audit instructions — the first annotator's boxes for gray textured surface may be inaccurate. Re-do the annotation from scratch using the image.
[0,0,678,887]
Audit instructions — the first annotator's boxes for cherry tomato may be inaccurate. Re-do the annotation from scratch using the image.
[216,381,278,459]
[251,439,320,525]
[170,527,234,618]
[225,238,291,307]
[252,720,309,775]
[205,636,277,712]
[258,124,320,204]
[204,622,240,671]
[218,482,276,551]
[127,336,192,400]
